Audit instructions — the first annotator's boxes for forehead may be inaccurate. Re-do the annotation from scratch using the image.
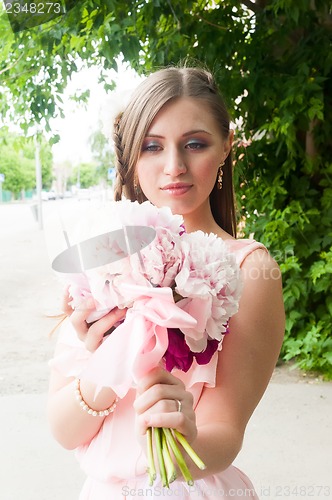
[147,97,220,134]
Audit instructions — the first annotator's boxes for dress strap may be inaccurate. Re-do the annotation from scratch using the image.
[225,238,268,267]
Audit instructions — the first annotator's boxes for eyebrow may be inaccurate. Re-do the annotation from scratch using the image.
[145,129,212,138]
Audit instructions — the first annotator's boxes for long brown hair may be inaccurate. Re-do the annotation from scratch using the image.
[113,66,237,237]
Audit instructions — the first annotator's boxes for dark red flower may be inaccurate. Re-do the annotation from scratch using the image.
[194,338,219,365]
[165,328,222,372]
[164,328,193,372]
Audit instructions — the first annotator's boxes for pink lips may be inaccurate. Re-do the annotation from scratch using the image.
[161,183,192,195]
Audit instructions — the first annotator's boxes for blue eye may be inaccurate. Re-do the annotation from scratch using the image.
[142,142,161,152]
[186,141,206,150]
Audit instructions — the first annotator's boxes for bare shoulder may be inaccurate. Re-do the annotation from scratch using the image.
[198,244,285,432]
[235,246,285,345]
[240,247,282,283]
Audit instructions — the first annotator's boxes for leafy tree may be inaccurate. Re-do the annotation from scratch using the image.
[0,128,53,195]
[70,162,98,188]
[89,124,116,185]
[0,0,331,376]
[0,148,35,196]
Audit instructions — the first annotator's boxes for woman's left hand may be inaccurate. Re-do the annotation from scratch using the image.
[134,367,197,444]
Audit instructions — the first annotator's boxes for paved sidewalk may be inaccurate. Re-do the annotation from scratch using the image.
[1,382,331,500]
[1,202,331,500]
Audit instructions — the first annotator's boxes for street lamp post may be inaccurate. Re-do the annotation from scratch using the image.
[34,134,43,230]
[0,173,4,203]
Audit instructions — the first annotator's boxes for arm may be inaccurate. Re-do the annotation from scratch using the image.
[190,249,285,476]
[135,249,285,479]
[47,303,126,450]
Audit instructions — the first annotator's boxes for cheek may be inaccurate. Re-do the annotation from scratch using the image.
[136,164,159,201]
[137,163,152,186]
[197,160,218,182]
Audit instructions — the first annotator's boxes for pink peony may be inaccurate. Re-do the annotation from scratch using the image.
[56,200,242,360]
[54,200,243,488]
[174,231,242,353]
[62,200,184,321]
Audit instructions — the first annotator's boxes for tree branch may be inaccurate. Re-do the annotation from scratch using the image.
[195,14,228,31]
[0,53,24,77]
[306,119,319,159]
[0,67,35,84]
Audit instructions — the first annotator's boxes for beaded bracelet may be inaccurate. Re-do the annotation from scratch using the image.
[74,378,118,417]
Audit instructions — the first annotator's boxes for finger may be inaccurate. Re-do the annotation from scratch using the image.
[136,367,185,395]
[70,298,95,341]
[62,286,74,316]
[134,383,192,415]
[136,410,197,442]
[85,307,127,352]
[143,398,185,416]
[145,410,186,432]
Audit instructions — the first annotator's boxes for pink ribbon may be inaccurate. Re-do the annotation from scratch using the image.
[81,284,197,399]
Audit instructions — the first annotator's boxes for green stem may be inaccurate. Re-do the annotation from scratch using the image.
[163,428,194,486]
[162,430,177,484]
[146,427,156,485]
[173,430,207,470]
[154,427,169,488]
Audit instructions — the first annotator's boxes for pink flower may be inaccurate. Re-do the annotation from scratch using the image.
[174,231,242,352]
[62,200,184,321]
[54,200,242,487]
[136,229,182,288]
[57,200,242,359]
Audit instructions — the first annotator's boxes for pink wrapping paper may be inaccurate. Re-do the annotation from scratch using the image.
[81,284,197,398]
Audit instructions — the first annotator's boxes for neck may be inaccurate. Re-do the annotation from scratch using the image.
[183,212,216,235]
[183,207,234,241]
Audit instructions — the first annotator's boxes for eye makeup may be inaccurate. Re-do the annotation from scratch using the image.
[185,139,208,150]
[141,141,162,152]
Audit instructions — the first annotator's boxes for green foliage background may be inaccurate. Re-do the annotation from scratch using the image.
[0,128,53,195]
[0,0,331,377]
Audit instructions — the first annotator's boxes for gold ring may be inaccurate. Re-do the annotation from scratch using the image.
[176,399,182,413]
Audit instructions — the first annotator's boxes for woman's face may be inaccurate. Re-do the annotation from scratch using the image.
[136,97,232,229]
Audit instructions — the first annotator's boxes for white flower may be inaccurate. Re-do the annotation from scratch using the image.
[175,231,242,352]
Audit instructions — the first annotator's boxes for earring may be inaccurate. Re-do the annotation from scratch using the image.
[217,161,225,190]
[133,176,141,196]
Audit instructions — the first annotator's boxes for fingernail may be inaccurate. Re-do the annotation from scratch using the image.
[117,307,126,316]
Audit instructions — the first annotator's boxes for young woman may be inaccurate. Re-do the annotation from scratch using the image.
[48,66,285,499]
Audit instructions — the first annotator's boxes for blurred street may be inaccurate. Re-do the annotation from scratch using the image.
[0,201,331,500]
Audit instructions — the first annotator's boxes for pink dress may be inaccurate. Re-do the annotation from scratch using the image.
[51,239,266,499]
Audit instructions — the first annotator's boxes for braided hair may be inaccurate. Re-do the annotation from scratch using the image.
[112,66,237,237]
[113,112,126,201]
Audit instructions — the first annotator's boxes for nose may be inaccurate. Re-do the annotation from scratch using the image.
[163,147,187,176]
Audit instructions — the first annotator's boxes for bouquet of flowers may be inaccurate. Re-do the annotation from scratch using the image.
[53,199,243,487]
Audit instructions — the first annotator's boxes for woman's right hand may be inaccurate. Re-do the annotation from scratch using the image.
[62,288,127,352]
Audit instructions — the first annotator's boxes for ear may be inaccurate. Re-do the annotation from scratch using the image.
[223,129,234,159]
